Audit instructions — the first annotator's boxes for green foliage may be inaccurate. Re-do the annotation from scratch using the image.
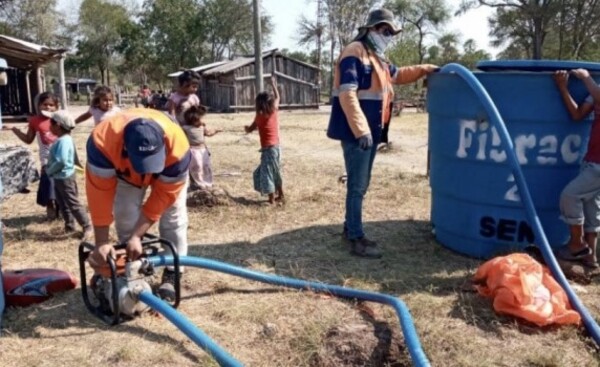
[141,0,205,74]
[388,0,451,63]
[0,0,63,46]
[388,37,421,66]
[77,0,131,84]
[202,0,273,60]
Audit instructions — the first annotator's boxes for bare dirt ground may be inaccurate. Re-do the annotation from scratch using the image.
[1,108,599,367]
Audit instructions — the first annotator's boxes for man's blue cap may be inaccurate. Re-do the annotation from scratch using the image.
[124,118,166,174]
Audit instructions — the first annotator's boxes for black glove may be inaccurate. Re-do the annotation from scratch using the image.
[358,134,373,150]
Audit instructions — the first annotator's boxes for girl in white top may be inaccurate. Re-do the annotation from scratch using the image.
[168,70,201,125]
[75,86,121,126]
[183,105,222,190]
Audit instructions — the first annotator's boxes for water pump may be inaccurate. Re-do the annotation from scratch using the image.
[78,234,180,325]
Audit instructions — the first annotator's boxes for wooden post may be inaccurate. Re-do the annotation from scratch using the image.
[252,0,263,93]
[25,70,32,114]
[58,55,68,109]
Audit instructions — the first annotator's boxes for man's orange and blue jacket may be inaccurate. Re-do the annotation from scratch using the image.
[327,41,432,143]
[86,108,191,226]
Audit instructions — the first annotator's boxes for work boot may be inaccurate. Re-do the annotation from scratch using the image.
[348,237,382,259]
[157,269,177,301]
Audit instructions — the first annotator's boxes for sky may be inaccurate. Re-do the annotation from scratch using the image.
[261,0,499,56]
[58,0,499,57]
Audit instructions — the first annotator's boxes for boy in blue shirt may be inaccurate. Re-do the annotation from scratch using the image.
[45,110,92,240]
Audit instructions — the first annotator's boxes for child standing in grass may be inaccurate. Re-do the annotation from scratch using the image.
[75,86,121,126]
[3,92,60,220]
[245,76,284,204]
[183,105,222,190]
[168,70,201,125]
[45,110,92,239]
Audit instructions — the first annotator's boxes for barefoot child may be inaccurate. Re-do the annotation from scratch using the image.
[75,86,121,126]
[553,68,600,268]
[3,92,60,220]
[168,70,201,125]
[45,110,93,239]
[183,105,222,190]
[244,76,284,204]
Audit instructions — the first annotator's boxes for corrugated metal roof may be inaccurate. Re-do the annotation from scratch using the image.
[0,35,66,69]
[66,78,97,84]
[168,49,319,78]
[167,61,228,77]
[202,56,256,75]
[203,48,319,75]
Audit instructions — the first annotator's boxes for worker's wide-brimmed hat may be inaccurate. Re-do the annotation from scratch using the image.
[360,9,402,33]
[353,8,402,42]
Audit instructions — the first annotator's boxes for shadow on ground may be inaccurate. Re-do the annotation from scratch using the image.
[2,290,203,364]
[3,220,485,366]
[185,220,481,298]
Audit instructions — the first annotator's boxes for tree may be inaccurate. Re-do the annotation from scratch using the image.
[281,49,311,64]
[141,0,205,76]
[458,0,561,60]
[437,32,461,64]
[460,39,491,69]
[552,0,600,59]
[296,9,325,86]
[116,20,156,86]
[78,0,130,85]
[202,0,272,61]
[387,25,421,65]
[389,0,450,64]
[0,0,62,46]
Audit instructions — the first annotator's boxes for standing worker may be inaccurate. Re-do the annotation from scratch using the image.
[327,8,437,258]
[85,108,191,297]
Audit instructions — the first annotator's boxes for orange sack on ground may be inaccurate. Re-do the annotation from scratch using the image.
[473,253,581,326]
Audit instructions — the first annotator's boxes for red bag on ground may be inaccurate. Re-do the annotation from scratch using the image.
[3,268,78,307]
[473,253,581,326]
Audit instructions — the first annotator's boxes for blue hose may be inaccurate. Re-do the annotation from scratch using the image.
[138,290,243,367]
[149,255,431,367]
[439,63,600,344]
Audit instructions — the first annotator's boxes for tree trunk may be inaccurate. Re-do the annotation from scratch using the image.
[558,0,565,59]
[329,36,336,103]
[417,26,425,64]
[532,17,543,59]
[107,60,111,86]
[316,0,323,88]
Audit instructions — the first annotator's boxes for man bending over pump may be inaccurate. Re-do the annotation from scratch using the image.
[85,108,191,298]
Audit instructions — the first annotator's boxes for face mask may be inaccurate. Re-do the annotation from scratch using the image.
[368,31,393,54]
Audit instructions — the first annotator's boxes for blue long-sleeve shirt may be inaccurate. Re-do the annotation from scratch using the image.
[46,134,75,179]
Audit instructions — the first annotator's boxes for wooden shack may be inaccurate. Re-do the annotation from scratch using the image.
[173,49,320,112]
[0,35,66,120]
[66,77,97,97]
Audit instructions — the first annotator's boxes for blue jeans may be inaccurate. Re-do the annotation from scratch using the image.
[342,140,378,240]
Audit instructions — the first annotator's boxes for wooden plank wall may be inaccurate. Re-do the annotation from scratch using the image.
[200,55,320,112]
[232,55,319,110]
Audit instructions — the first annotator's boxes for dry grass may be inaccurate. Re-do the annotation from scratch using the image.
[1,108,599,366]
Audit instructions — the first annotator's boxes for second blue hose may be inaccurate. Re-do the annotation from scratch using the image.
[149,255,431,367]
[139,290,243,366]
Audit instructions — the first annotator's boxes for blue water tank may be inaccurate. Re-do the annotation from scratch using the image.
[427,60,600,258]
